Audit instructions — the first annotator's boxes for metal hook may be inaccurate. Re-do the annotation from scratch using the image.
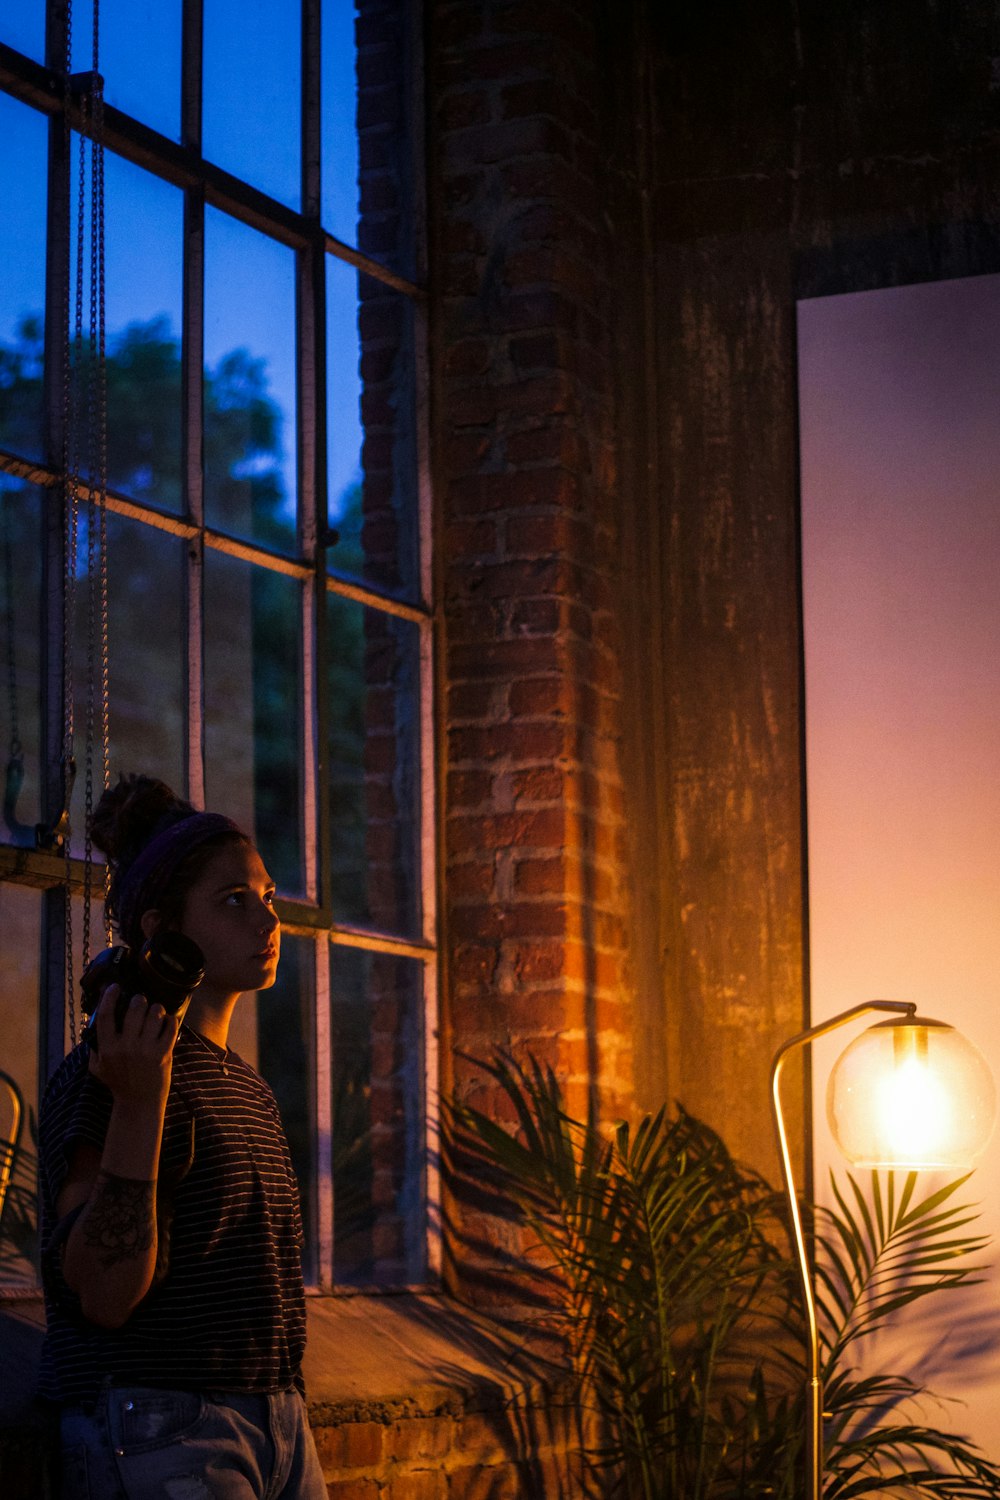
[35,756,76,852]
[2,753,34,844]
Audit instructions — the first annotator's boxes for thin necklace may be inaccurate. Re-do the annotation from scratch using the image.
[184,1023,229,1076]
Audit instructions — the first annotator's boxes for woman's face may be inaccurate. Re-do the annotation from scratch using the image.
[175,840,281,996]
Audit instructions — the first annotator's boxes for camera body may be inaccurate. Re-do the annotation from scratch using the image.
[81,931,205,1046]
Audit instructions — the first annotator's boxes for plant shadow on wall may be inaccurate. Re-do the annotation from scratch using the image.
[447,1054,1000,1499]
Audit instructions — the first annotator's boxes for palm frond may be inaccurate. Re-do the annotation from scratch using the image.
[446,1052,1000,1499]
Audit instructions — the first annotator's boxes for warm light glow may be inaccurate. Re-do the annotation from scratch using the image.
[827,1017,996,1169]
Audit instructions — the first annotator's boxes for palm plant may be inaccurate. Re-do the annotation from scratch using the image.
[815,1171,1000,1498]
[448,1053,1000,1499]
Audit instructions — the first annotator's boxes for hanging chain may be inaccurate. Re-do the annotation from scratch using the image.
[81,29,111,960]
[96,58,112,949]
[3,524,22,773]
[61,0,81,1044]
[62,0,110,1045]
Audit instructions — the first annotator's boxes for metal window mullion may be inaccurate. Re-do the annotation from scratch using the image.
[183,173,206,808]
[39,39,72,1075]
[299,0,329,1287]
[407,0,438,1282]
[296,232,323,908]
[181,0,203,154]
[181,0,205,808]
[302,0,321,223]
[312,930,333,1290]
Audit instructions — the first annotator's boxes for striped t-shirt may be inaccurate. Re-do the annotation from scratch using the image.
[38,1028,307,1403]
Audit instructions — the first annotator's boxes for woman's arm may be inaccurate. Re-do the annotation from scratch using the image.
[56,986,179,1329]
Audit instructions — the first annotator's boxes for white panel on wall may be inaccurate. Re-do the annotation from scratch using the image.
[799,271,1000,1455]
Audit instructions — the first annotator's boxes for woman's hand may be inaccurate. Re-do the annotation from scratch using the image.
[59,986,181,1326]
[87,983,179,1108]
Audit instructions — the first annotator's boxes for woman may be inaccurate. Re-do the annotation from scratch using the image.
[38,775,326,1499]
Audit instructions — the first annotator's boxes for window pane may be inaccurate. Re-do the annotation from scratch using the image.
[103,151,184,510]
[330,946,425,1286]
[205,210,297,553]
[322,0,359,245]
[0,6,45,62]
[203,0,301,209]
[0,94,47,462]
[327,269,419,598]
[68,513,187,856]
[71,0,182,141]
[0,479,43,845]
[227,933,317,1286]
[0,884,41,1287]
[328,599,421,936]
[204,551,303,895]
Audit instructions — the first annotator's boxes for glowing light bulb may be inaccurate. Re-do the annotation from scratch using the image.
[876,1054,949,1162]
[827,1016,996,1170]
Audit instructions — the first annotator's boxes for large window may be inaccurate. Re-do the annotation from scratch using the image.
[0,1,434,1293]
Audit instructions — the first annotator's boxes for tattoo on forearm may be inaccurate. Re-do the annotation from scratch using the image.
[82,1173,156,1269]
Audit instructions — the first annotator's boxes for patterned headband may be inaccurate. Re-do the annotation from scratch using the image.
[116,812,246,948]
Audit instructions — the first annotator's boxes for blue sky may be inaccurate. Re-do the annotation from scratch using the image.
[0,1,363,519]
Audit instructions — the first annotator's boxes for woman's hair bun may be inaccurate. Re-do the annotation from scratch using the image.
[90,774,194,871]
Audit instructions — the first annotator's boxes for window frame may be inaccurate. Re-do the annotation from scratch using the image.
[0,0,437,1294]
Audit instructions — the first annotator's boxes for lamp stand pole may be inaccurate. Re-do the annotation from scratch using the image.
[770,999,916,1500]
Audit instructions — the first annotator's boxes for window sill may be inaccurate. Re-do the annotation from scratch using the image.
[0,1291,567,1429]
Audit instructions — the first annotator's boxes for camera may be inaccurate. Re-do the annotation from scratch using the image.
[81,931,205,1048]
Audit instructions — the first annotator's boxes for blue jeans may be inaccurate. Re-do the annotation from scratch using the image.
[58,1384,327,1499]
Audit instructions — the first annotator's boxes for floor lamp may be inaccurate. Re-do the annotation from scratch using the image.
[771,1000,996,1500]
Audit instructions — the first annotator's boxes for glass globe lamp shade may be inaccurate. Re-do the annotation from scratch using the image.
[826,1017,997,1170]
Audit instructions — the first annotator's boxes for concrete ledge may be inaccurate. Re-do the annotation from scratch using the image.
[0,1294,594,1499]
[303,1292,567,1417]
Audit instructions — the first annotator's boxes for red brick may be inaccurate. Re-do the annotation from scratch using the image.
[434,4,489,48]
[392,1469,449,1499]
[508,676,569,717]
[438,38,555,86]
[448,1461,525,1498]
[447,721,569,764]
[337,1416,385,1464]
[388,1416,456,1461]
[503,424,583,467]
[500,161,599,219]
[437,88,492,131]
[450,560,578,607]
[447,681,503,722]
[450,1415,510,1467]
[456,986,568,1035]
[490,0,591,50]
[441,430,495,473]
[509,331,565,370]
[448,861,498,899]
[447,768,494,807]
[443,337,494,377]
[506,512,591,558]
[448,808,564,856]
[448,636,563,679]
[503,248,597,300]
[510,940,568,984]
[446,518,499,557]
[507,598,562,635]
[514,855,565,893]
[511,767,566,802]
[449,902,566,940]
[451,943,500,987]
[323,1480,380,1500]
[447,467,580,514]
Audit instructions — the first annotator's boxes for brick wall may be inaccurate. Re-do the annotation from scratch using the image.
[428,4,637,1264]
[313,1390,597,1499]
